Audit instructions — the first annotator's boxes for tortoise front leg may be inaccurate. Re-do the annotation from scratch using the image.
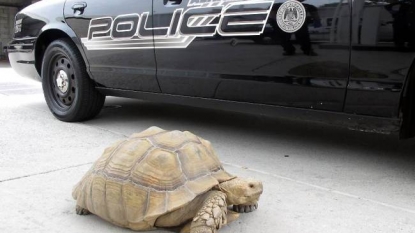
[181,210,239,233]
[189,191,227,233]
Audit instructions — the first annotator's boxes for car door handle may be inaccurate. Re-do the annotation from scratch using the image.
[163,0,182,6]
[72,2,87,14]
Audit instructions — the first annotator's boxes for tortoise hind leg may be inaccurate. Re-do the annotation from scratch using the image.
[189,191,228,233]
[76,205,91,215]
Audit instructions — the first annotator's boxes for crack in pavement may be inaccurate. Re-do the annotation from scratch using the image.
[223,162,415,215]
[0,162,93,183]
[80,123,130,138]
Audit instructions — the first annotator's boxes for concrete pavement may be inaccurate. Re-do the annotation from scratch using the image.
[1,62,415,233]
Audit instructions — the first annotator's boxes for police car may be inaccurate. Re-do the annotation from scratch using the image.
[7,0,415,138]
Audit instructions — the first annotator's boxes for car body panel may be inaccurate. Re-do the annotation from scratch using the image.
[152,0,350,111]
[7,37,39,80]
[345,0,415,118]
[64,0,160,93]
[6,0,415,137]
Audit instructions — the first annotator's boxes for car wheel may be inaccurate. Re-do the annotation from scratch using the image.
[41,38,105,122]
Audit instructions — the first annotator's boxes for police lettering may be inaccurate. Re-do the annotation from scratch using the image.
[87,1,273,40]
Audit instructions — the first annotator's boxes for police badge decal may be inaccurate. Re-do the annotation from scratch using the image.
[277,0,306,33]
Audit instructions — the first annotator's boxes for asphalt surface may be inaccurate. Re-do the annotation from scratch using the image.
[1,61,415,233]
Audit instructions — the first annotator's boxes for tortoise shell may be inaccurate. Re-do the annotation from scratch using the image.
[72,126,235,230]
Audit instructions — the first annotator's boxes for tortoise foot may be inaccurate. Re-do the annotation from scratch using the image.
[76,205,91,215]
[233,203,258,213]
[190,225,216,233]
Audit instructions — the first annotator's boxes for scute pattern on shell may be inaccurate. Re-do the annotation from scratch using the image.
[72,127,235,231]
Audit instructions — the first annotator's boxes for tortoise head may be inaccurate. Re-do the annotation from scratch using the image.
[217,177,263,212]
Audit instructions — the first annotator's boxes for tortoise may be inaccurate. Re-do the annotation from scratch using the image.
[72,126,263,233]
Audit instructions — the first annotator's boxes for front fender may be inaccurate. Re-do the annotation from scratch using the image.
[9,0,90,80]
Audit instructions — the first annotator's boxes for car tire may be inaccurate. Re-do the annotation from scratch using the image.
[41,38,105,122]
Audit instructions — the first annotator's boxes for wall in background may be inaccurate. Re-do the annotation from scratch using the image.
[0,0,39,59]
[0,6,18,59]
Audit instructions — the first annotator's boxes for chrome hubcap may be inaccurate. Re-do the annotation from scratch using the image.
[56,70,69,93]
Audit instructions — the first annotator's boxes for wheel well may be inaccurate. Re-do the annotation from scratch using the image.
[35,29,71,76]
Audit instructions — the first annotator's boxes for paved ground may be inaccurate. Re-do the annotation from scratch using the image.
[1,61,415,233]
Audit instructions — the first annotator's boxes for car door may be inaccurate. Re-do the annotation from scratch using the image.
[344,0,415,118]
[64,0,160,92]
[152,0,351,111]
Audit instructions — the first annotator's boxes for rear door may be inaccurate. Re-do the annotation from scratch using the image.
[152,0,352,111]
[345,0,415,118]
[64,0,160,92]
